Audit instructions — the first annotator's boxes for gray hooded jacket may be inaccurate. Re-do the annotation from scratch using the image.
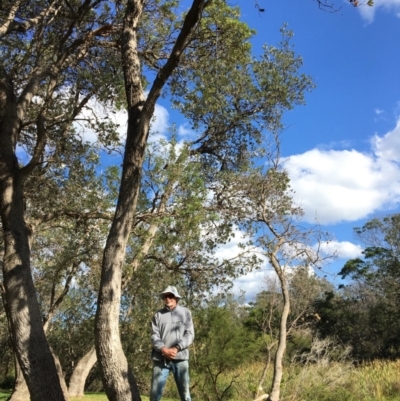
[151,304,194,361]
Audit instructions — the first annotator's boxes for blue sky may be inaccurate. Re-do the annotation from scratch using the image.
[78,0,400,300]
[227,0,400,298]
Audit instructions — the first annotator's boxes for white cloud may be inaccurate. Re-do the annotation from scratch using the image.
[230,269,275,301]
[74,99,127,145]
[177,123,196,140]
[208,226,274,301]
[284,119,400,224]
[212,227,250,261]
[372,118,400,161]
[209,227,364,302]
[75,98,170,146]
[319,240,363,259]
[150,104,170,138]
[358,0,400,22]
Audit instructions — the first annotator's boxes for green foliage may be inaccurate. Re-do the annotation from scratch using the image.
[127,137,261,298]
[323,214,400,361]
[169,13,314,171]
[192,294,258,401]
[0,0,125,158]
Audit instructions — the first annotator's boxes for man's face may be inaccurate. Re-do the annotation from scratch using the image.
[163,293,177,309]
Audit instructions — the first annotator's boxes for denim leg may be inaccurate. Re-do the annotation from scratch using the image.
[150,361,170,401]
[171,360,191,401]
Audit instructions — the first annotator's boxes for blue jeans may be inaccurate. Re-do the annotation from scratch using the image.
[150,359,191,401]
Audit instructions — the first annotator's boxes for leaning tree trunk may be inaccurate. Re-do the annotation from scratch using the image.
[0,88,67,400]
[7,345,69,401]
[268,255,290,401]
[7,261,79,401]
[94,0,207,400]
[0,176,68,401]
[7,279,74,401]
[68,347,97,398]
[94,1,147,399]
[7,358,30,401]
[0,283,29,401]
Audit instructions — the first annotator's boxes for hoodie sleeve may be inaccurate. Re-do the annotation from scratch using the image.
[176,308,194,351]
[150,313,165,352]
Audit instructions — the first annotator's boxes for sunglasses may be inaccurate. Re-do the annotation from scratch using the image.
[164,293,176,299]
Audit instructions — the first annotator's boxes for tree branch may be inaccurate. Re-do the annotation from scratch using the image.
[20,113,47,178]
[30,210,114,229]
[43,260,80,332]
[144,0,209,114]
[0,0,63,39]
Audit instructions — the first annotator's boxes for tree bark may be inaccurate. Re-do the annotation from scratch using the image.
[6,259,81,400]
[268,258,290,401]
[0,81,67,400]
[68,347,97,398]
[7,349,69,401]
[7,357,30,401]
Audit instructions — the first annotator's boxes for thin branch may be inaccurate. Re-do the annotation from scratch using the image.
[43,260,80,332]
[20,113,46,178]
[30,210,114,229]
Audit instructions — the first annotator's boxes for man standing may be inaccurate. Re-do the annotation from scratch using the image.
[150,286,194,401]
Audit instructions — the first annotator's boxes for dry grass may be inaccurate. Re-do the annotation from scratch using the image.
[229,359,400,401]
[346,360,400,401]
[1,360,400,401]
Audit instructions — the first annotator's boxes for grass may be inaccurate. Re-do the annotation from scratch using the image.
[228,359,400,401]
[0,391,178,401]
[1,360,400,401]
[70,395,151,401]
[71,396,177,401]
[0,391,9,401]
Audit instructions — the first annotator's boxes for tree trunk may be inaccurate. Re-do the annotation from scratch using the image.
[94,2,147,399]
[268,267,290,401]
[68,347,97,398]
[0,177,69,401]
[54,350,70,398]
[0,86,67,400]
[94,0,207,399]
[1,183,68,401]
[6,340,70,401]
[7,358,30,401]
[5,280,71,401]
[94,131,145,401]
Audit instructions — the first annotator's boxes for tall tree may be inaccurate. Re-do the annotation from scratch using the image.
[213,164,332,401]
[1,143,115,400]
[0,1,124,398]
[94,3,314,399]
[245,269,332,400]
